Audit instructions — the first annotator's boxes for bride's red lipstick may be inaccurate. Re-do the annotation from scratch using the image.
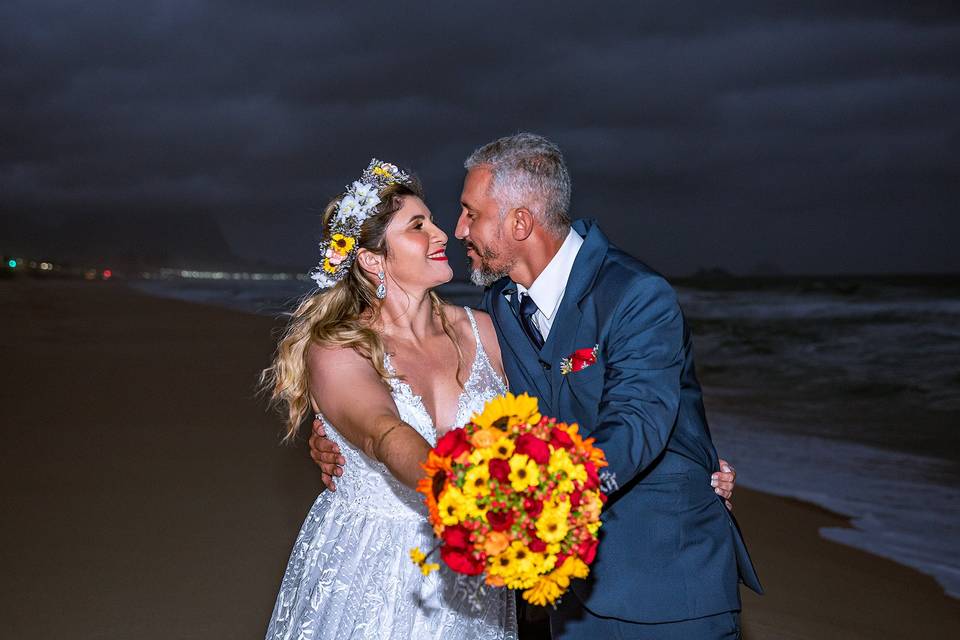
[428,249,448,261]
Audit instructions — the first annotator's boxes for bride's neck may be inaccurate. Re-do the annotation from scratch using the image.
[376,288,438,340]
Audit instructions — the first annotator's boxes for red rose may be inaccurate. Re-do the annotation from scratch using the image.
[583,461,599,490]
[549,427,574,451]
[523,496,543,519]
[442,524,471,550]
[577,537,599,564]
[570,347,597,372]
[488,458,510,483]
[441,545,485,575]
[486,508,515,532]
[570,490,583,508]
[528,535,546,553]
[434,428,470,459]
[514,433,550,464]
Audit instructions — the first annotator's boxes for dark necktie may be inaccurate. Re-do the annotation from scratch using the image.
[518,293,545,350]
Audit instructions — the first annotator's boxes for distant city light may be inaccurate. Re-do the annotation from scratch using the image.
[102,269,113,280]
[6,259,15,268]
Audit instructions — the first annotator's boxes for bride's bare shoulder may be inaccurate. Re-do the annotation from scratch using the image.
[306,341,375,379]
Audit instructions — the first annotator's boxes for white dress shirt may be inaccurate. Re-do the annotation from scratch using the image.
[515,228,584,341]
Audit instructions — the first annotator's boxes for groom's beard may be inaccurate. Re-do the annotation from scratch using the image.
[463,240,513,287]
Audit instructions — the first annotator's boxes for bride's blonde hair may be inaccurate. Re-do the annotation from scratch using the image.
[263,179,464,441]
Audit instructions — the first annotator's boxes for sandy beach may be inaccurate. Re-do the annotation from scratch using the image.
[1,279,958,639]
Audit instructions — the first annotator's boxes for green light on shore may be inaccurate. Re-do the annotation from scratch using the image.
[7,259,15,268]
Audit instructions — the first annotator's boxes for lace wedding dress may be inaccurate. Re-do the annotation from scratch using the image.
[265,308,518,640]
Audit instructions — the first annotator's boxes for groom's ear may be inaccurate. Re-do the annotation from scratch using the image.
[509,207,535,241]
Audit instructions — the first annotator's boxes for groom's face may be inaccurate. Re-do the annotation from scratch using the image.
[456,167,514,286]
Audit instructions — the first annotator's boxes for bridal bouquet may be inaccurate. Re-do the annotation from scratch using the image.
[410,393,607,606]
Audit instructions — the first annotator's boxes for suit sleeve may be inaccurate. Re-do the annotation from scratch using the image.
[589,277,684,493]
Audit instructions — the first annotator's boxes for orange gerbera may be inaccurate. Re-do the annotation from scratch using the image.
[417,451,453,534]
[567,426,608,468]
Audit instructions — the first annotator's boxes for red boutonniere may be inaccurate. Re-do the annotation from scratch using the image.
[560,345,599,375]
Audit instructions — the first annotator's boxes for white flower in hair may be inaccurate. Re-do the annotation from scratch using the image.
[310,157,412,289]
[338,194,360,217]
[352,181,379,204]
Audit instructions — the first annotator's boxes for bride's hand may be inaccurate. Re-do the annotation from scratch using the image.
[712,459,736,511]
[310,418,345,492]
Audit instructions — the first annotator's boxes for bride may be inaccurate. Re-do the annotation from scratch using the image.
[262,159,517,639]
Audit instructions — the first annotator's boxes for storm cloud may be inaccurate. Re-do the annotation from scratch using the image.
[2,1,958,275]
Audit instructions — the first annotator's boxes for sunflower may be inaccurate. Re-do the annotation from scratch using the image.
[330,233,356,255]
[471,393,541,432]
[508,454,540,492]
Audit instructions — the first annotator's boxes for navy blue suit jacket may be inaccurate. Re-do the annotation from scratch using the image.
[482,219,762,623]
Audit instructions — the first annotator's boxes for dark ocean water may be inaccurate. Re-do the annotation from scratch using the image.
[130,275,960,597]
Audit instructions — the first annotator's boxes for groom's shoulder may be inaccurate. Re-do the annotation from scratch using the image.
[596,241,677,305]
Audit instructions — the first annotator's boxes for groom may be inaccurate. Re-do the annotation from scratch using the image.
[313,133,761,638]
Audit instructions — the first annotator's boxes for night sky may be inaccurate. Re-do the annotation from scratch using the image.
[3,1,959,276]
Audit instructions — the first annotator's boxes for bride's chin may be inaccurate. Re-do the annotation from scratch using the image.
[433,270,454,286]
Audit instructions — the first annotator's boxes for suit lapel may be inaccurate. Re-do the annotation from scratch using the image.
[546,220,609,409]
[488,279,553,407]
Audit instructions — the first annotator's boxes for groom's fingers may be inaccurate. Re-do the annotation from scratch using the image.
[312,417,326,437]
[725,499,733,511]
[711,473,735,497]
[320,472,337,492]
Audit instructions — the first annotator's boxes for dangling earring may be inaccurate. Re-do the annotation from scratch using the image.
[376,271,387,299]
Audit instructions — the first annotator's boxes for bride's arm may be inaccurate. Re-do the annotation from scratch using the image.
[306,343,430,490]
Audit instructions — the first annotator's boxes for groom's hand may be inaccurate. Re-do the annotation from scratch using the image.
[712,459,736,511]
[309,418,345,492]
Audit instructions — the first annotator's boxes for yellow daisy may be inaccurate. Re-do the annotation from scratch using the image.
[437,486,469,525]
[508,454,540,492]
[462,465,491,498]
[536,502,570,544]
[489,436,515,460]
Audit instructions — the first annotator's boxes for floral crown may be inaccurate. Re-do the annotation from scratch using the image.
[310,158,412,289]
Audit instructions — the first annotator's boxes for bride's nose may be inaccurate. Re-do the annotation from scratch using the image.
[430,223,448,244]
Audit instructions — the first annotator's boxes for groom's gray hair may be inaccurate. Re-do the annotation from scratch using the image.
[464,133,572,238]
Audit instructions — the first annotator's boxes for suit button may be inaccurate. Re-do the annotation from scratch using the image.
[541,361,551,370]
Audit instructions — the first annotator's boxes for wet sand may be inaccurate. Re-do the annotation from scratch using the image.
[1,280,957,638]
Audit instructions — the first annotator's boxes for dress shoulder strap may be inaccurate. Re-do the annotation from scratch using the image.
[462,307,486,358]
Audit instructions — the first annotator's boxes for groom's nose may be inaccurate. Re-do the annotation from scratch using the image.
[454,211,469,240]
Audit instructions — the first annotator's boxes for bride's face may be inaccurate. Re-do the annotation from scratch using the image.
[382,196,452,290]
